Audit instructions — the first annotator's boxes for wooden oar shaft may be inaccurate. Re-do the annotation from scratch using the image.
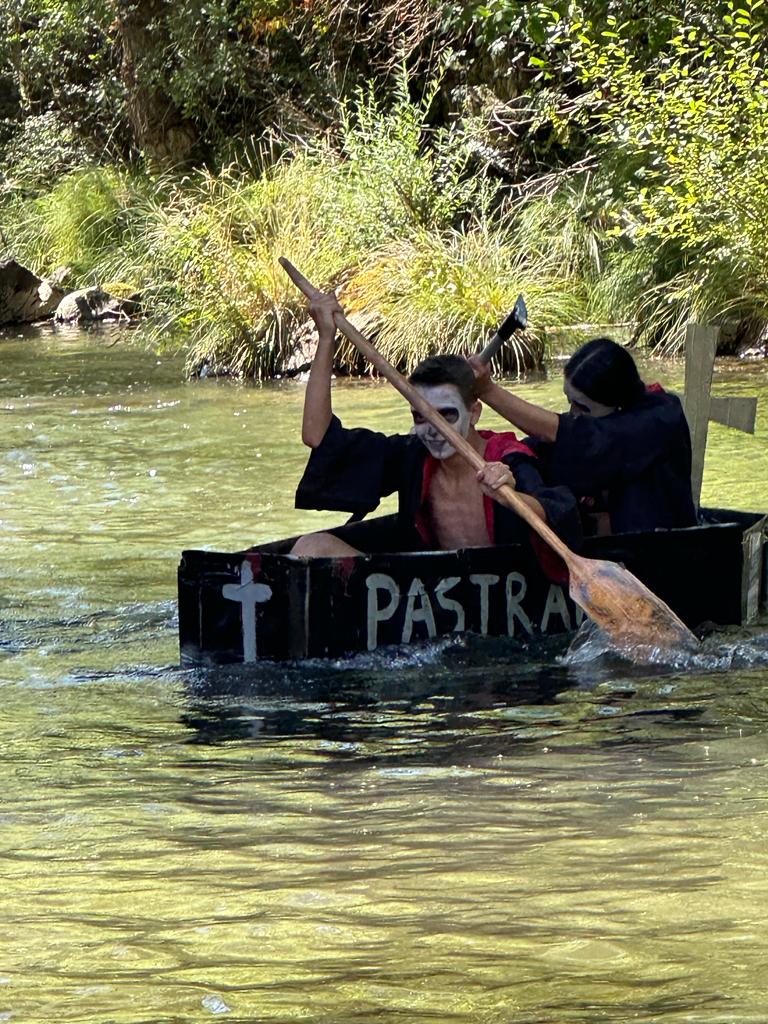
[279,257,571,563]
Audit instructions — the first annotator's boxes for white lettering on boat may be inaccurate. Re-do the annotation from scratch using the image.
[469,574,501,634]
[540,584,571,632]
[505,572,534,636]
[222,560,273,663]
[363,571,576,650]
[435,577,465,633]
[402,578,438,644]
[366,573,400,651]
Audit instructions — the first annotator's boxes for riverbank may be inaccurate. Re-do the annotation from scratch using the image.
[4,7,768,380]
[6,144,768,382]
[5,155,763,383]
[0,130,595,380]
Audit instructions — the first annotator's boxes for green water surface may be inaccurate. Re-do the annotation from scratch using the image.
[2,322,768,1023]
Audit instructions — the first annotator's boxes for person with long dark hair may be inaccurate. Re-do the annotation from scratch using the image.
[471,337,696,536]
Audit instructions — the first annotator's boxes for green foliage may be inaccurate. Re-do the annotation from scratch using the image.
[2,111,91,190]
[342,221,585,373]
[337,78,499,237]
[5,165,145,275]
[535,0,768,347]
[128,0,301,146]
[0,0,121,160]
[449,0,733,64]
[445,0,584,55]
[0,0,321,170]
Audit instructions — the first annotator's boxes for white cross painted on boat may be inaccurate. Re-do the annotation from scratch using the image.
[222,560,272,663]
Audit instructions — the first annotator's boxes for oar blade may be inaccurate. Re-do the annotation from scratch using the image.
[567,555,700,655]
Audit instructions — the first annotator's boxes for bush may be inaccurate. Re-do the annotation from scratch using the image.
[2,112,91,192]
[545,0,768,349]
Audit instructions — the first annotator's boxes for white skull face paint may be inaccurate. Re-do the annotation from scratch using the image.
[410,384,472,459]
[563,379,616,418]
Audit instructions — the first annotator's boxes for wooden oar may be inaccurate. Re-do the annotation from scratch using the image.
[279,257,699,656]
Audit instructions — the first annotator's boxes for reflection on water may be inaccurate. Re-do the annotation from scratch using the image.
[2,322,768,1022]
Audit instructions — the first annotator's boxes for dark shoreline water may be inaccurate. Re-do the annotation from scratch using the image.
[2,322,768,1022]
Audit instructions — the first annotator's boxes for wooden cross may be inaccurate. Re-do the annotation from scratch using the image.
[682,323,758,507]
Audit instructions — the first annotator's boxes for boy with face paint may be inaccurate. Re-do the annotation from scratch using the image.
[409,384,472,461]
[291,292,581,558]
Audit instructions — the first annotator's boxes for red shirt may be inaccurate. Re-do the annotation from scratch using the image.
[414,430,535,546]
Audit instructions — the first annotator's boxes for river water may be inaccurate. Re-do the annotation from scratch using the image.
[2,322,768,1023]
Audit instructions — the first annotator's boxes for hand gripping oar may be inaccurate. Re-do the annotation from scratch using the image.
[477,295,528,364]
[280,258,699,656]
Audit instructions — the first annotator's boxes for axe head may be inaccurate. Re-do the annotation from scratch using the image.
[497,294,528,340]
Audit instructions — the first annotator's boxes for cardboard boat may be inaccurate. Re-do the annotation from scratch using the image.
[178,508,767,665]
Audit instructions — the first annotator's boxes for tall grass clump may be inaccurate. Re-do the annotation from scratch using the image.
[497,176,746,355]
[2,167,154,279]
[1,78,595,377]
[341,218,587,374]
[134,82,505,378]
[128,157,361,378]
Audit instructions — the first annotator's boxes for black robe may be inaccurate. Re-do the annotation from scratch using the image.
[528,389,696,534]
[295,415,582,552]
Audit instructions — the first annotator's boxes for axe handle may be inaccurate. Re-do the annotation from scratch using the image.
[477,331,507,365]
[477,307,525,364]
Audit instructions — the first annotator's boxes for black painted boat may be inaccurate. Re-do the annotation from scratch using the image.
[178,507,767,665]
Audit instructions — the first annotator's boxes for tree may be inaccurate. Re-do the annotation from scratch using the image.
[112,0,197,170]
[550,0,768,341]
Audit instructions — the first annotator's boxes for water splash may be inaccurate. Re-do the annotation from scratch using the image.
[563,618,768,673]
[201,994,231,1015]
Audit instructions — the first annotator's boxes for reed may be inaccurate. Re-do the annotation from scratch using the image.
[0,94,606,376]
[341,224,586,374]
[3,167,147,279]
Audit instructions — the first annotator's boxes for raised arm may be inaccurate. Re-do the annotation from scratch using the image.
[468,356,560,442]
[301,291,344,448]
